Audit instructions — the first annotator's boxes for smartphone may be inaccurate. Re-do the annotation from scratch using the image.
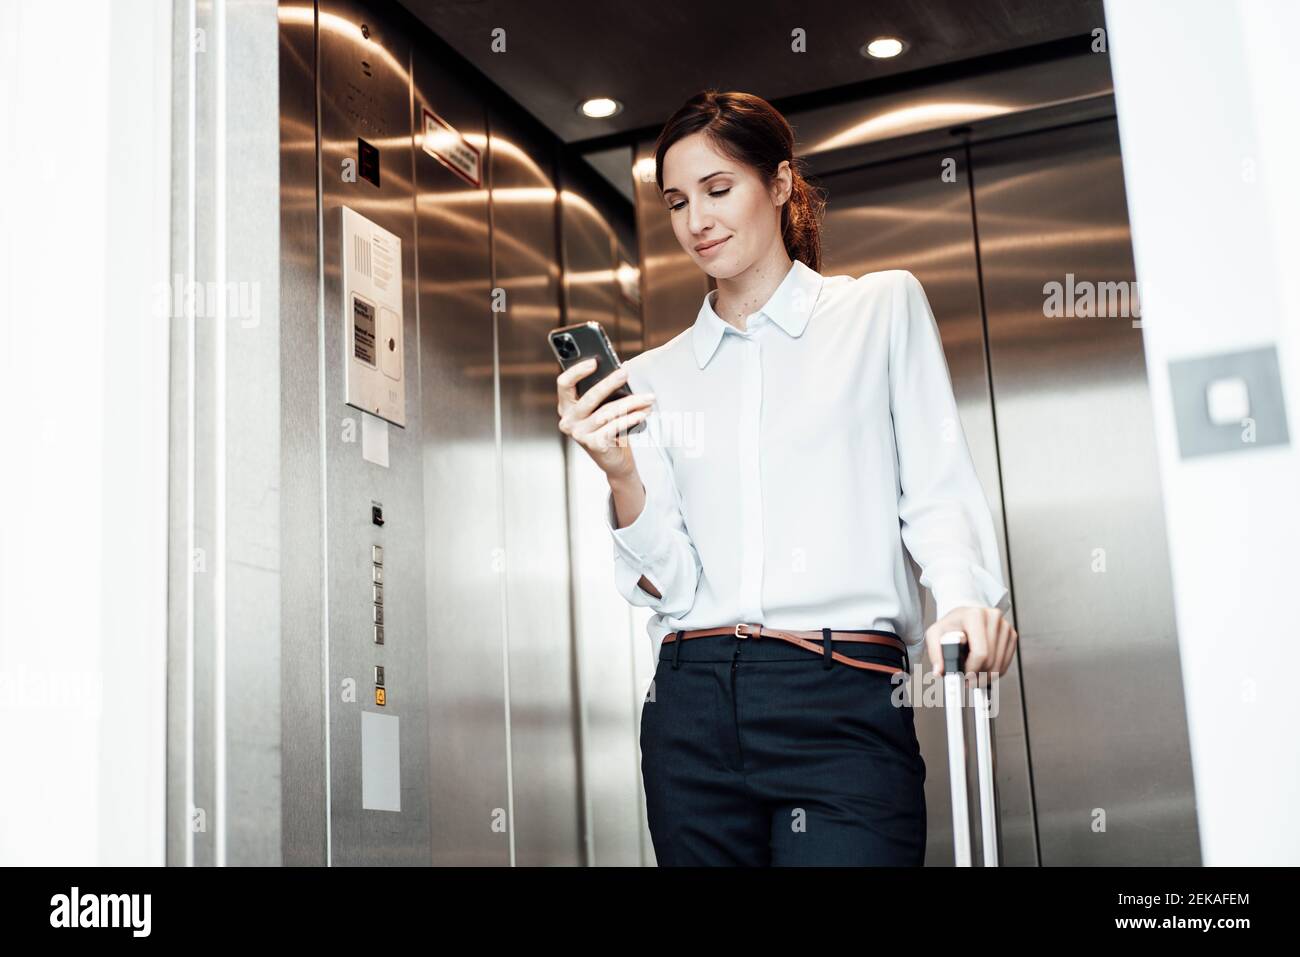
[548,320,647,435]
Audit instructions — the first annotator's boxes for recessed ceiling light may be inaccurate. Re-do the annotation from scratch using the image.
[578,97,622,118]
[862,37,907,59]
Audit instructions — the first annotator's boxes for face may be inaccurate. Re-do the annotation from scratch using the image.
[660,131,792,279]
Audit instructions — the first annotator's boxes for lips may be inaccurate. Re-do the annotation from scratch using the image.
[696,236,730,254]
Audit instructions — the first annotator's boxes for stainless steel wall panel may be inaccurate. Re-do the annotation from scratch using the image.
[175,0,655,868]
[410,50,509,866]
[187,0,219,870]
[317,0,431,865]
[278,0,329,867]
[166,0,203,868]
[560,187,620,340]
[632,138,709,352]
[487,112,583,865]
[792,52,1116,179]
[168,0,285,867]
[221,0,285,867]
[818,151,1036,866]
[971,118,1198,865]
[613,235,642,363]
[558,164,647,866]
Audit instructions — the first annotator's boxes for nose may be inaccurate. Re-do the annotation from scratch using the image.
[686,199,711,239]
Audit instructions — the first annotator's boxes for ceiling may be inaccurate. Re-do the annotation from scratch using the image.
[399,0,1107,146]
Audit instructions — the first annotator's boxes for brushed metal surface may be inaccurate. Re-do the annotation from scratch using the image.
[318,0,432,865]
[410,51,508,865]
[793,52,1116,177]
[278,0,329,867]
[168,0,285,867]
[168,0,652,868]
[613,234,641,362]
[632,137,710,353]
[220,0,284,867]
[488,109,583,865]
[818,149,1036,866]
[971,118,1199,865]
[557,158,647,865]
[560,181,621,339]
[187,0,219,870]
[166,0,202,868]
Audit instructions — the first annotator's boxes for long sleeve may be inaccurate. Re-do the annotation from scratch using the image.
[888,270,1010,620]
[604,398,703,618]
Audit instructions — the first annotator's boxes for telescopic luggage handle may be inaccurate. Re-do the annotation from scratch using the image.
[940,630,999,867]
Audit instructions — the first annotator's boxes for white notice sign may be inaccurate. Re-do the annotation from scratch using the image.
[421,106,481,187]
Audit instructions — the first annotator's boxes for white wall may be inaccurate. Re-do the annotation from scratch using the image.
[0,0,172,864]
[1104,0,1300,863]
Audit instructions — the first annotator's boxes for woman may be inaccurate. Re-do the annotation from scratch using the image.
[556,90,1017,866]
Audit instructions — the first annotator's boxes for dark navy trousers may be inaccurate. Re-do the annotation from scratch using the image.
[639,630,927,866]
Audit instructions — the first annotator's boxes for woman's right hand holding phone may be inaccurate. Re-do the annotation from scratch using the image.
[556,357,656,479]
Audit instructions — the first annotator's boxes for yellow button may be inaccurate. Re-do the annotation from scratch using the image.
[375,687,386,706]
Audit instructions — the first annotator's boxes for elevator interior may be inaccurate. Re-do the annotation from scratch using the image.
[165,0,1198,866]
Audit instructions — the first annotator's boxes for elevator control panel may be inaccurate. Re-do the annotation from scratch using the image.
[372,540,385,703]
[341,206,406,427]
[372,544,385,645]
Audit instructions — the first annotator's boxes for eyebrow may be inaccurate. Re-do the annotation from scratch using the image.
[661,170,732,197]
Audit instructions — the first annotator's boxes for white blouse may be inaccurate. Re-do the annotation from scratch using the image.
[605,259,1010,667]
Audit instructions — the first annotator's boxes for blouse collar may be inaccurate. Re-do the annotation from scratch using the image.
[692,258,825,369]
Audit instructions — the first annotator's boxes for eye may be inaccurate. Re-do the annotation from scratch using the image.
[667,187,730,212]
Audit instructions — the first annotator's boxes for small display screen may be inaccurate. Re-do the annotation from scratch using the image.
[353,295,377,366]
[358,137,380,187]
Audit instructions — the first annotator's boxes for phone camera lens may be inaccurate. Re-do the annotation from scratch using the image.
[554,334,577,360]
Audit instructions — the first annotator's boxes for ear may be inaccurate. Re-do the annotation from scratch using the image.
[771,160,793,206]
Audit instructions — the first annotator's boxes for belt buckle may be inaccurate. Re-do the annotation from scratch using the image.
[734,622,759,639]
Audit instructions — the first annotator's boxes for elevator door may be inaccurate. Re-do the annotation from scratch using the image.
[971,118,1198,865]
[819,149,1036,866]
[819,116,1201,866]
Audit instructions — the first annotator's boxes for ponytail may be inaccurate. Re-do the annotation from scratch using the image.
[780,163,827,273]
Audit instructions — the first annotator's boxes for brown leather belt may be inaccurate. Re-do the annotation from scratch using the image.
[664,623,908,675]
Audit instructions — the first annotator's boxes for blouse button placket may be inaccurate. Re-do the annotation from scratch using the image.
[737,326,764,623]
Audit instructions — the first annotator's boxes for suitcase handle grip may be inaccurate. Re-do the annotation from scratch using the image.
[941,631,967,674]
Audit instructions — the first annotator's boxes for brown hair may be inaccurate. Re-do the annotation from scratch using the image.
[654,90,827,273]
